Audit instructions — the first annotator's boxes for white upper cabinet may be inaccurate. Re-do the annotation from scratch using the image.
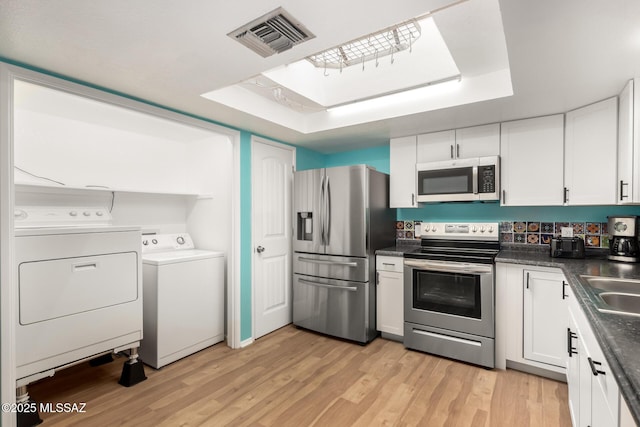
[618,79,640,204]
[565,97,618,205]
[390,136,417,208]
[417,130,455,162]
[454,123,500,159]
[416,124,499,163]
[500,115,565,206]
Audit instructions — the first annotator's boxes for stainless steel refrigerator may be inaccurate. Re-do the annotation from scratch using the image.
[293,165,396,344]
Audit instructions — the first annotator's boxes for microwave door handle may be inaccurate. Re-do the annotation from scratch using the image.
[472,166,479,194]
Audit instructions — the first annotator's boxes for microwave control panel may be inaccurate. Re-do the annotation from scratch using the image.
[478,165,496,194]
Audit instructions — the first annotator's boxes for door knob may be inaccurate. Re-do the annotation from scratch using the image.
[256,246,265,253]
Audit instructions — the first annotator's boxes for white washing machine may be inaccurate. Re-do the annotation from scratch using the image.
[139,233,224,368]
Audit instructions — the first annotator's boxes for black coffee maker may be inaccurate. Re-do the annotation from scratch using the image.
[608,216,640,262]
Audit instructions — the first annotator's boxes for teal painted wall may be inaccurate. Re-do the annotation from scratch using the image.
[325,145,390,173]
[296,146,326,170]
[397,204,640,223]
[239,131,253,342]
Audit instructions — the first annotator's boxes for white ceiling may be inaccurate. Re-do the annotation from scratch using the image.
[1,0,640,153]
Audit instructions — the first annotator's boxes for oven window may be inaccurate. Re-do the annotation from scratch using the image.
[412,270,481,318]
[417,167,473,195]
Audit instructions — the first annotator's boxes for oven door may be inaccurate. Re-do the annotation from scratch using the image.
[416,158,479,202]
[404,259,494,338]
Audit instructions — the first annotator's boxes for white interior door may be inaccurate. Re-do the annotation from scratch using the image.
[252,138,294,339]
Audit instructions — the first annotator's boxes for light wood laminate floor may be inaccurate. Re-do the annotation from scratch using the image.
[29,325,571,426]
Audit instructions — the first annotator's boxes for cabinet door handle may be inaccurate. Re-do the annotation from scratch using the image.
[376,271,379,285]
[588,357,605,376]
[621,180,629,200]
[412,193,415,206]
[450,145,454,159]
[562,281,568,300]
[456,144,460,158]
[567,328,578,357]
[564,187,569,203]
[526,272,530,289]
[502,190,506,204]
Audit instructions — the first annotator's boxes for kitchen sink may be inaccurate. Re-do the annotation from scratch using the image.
[597,293,640,316]
[580,275,640,294]
[580,276,640,317]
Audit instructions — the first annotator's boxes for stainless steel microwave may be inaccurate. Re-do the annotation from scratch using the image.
[416,156,500,202]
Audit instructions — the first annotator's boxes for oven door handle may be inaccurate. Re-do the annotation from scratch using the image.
[404,259,493,274]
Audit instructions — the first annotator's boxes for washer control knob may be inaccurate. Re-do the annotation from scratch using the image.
[69,211,78,217]
[488,226,494,233]
[96,211,104,216]
[432,226,438,232]
[142,240,148,246]
[83,211,91,217]
[480,226,486,232]
[423,225,431,232]
[152,239,158,244]
[177,236,185,245]
[471,226,477,232]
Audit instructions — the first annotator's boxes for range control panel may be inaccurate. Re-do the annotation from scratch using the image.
[417,222,499,241]
[141,233,195,252]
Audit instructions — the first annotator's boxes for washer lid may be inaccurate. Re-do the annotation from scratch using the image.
[142,249,224,265]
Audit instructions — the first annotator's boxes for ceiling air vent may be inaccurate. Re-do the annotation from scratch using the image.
[228,8,315,58]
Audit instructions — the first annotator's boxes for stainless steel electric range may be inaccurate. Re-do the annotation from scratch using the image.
[403,222,499,368]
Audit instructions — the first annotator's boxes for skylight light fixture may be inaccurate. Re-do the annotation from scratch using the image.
[306,19,422,70]
[326,74,462,114]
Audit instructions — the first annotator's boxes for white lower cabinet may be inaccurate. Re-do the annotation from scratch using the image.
[523,269,569,367]
[376,255,404,339]
[496,263,567,374]
[566,284,621,427]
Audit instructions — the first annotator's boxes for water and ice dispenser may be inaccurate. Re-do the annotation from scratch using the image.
[297,212,313,241]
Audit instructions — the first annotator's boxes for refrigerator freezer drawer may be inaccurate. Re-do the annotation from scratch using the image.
[293,274,372,343]
[293,253,368,282]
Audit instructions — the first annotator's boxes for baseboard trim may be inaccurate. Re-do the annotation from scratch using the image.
[240,337,254,348]
[506,360,567,382]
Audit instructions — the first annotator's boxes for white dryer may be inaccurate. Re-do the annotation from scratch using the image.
[139,233,224,368]
[13,206,145,386]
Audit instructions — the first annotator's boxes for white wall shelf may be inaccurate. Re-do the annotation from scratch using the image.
[15,182,204,198]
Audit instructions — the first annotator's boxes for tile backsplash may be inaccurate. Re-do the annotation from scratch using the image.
[396,220,610,248]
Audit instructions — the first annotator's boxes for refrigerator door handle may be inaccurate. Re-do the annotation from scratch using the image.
[298,277,358,292]
[320,174,325,245]
[325,176,331,245]
[297,256,358,267]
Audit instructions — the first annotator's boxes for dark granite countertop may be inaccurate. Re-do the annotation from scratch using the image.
[497,248,640,424]
[376,239,420,257]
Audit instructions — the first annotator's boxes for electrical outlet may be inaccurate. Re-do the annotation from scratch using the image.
[561,227,574,237]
